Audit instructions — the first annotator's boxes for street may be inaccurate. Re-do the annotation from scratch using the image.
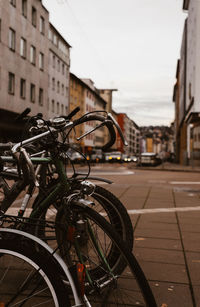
[92,163,200,307]
[6,163,200,306]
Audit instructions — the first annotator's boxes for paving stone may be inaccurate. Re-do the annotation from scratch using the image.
[134,237,182,251]
[135,247,185,265]
[137,221,179,231]
[179,223,200,233]
[139,261,188,284]
[185,252,200,285]
[182,232,200,252]
[150,282,193,307]
[139,212,177,223]
[135,228,181,240]
[192,285,200,306]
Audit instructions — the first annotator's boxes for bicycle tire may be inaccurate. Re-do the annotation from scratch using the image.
[0,229,71,306]
[56,204,157,307]
[72,183,134,249]
[32,181,133,251]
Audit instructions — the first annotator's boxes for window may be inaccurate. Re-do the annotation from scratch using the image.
[62,84,64,95]
[22,0,27,17]
[61,104,64,115]
[40,16,45,34]
[39,52,44,70]
[52,78,55,91]
[51,100,55,112]
[62,63,65,75]
[9,28,15,51]
[20,37,26,58]
[30,83,35,102]
[10,0,16,7]
[39,88,43,106]
[57,81,60,93]
[8,72,15,94]
[30,45,36,65]
[57,102,60,114]
[52,55,55,68]
[53,34,58,46]
[48,29,53,41]
[20,79,26,99]
[57,59,60,72]
[32,6,37,27]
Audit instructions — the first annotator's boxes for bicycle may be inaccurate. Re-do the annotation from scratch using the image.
[0,111,157,306]
[0,226,84,306]
[0,109,133,251]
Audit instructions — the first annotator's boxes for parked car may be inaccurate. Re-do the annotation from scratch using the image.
[104,151,122,163]
[121,154,131,163]
[91,149,103,163]
[66,149,85,164]
[130,156,138,163]
[140,152,161,166]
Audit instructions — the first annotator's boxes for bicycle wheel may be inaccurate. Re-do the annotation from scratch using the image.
[0,228,71,306]
[55,204,157,307]
[32,181,133,251]
[72,183,134,249]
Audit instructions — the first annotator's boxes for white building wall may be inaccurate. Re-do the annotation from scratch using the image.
[0,0,49,116]
[48,25,70,119]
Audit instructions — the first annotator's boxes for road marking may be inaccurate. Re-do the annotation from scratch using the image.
[7,205,200,217]
[91,171,135,175]
[128,206,200,214]
[170,181,200,185]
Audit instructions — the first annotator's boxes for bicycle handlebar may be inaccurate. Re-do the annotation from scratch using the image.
[107,113,128,147]
[73,114,116,152]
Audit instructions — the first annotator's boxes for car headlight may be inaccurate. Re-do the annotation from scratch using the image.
[117,157,121,160]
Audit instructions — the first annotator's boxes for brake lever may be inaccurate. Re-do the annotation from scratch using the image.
[107,113,128,146]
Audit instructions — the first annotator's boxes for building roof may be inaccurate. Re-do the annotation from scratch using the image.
[70,73,107,106]
[49,23,71,48]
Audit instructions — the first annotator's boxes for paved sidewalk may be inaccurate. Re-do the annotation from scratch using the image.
[104,170,200,307]
[135,161,200,173]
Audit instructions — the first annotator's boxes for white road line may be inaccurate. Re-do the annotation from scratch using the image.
[7,206,200,216]
[128,206,200,214]
[170,181,200,185]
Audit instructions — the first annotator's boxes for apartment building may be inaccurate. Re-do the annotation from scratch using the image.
[0,0,71,142]
[173,0,200,165]
[0,0,49,140]
[48,23,70,119]
[69,74,107,153]
[117,112,140,155]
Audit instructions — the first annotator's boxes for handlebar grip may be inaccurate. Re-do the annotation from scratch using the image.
[0,142,13,151]
[102,120,116,152]
[73,114,116,151]
[65,107,80,120]
[15,108,31,122]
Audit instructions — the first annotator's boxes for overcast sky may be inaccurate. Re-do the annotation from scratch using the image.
[43,0,186,126]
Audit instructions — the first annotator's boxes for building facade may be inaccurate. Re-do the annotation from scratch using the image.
[0,0,49,140]
[0,0,71,141]
[173,0,200,165]
[117,112,140,155]
[48,23,70,119]
[69,73,107,153]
